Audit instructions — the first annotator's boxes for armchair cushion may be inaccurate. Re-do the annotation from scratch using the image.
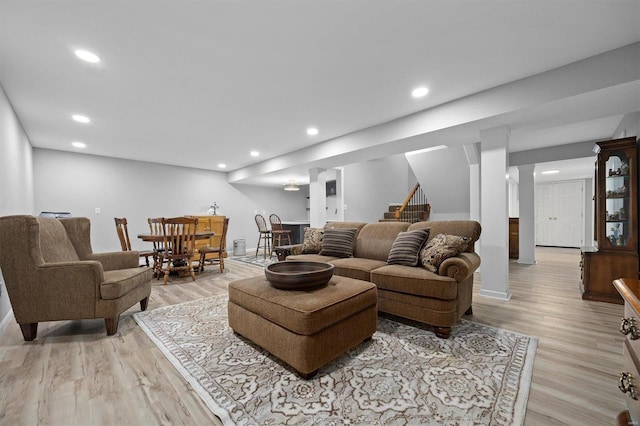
[101,267,154,300]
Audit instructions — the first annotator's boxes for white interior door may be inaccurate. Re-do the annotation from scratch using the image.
[535,180,585,247]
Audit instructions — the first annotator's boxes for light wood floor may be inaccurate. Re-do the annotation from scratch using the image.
[0,248,627,425]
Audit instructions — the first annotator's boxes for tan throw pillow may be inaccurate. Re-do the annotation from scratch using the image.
[302,227,324,253]
[420,234,471,272]
[319,228,357,258]
[387,228,430,266]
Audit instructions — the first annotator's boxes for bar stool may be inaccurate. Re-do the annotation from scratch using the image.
[269,214,292,249]
[254,214,271,258]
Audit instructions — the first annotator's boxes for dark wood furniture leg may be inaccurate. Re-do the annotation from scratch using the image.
[104,316,120,336]
[434,326,451,339]
[140,296,149,311]
[19,323,38,341]
[465,306,473,315]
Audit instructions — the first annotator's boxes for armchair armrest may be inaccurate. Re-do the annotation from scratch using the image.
[85,251,139,271]
[11,261,106,322]
[438,252,481,282]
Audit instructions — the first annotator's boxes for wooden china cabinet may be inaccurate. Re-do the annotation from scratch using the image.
[581,137,639,304]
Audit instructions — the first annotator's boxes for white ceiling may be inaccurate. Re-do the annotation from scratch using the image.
[1,0,639,187]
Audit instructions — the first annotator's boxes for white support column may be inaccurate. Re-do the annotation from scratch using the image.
[335,167,345,222]
[464,143,481,258]
[517,164,537,264]
[309,168,327,228]
[479,126,511,301]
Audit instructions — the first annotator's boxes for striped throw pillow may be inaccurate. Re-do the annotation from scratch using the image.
[387,228,430,266]
[319,228,357,258]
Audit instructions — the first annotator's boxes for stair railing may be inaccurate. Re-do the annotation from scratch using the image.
[394,183,430,222]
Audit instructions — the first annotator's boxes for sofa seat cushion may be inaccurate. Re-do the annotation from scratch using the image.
[331,257,388,282]
[228,275,377,336]
[286,253,340,263]
[101,267,153,300]
[371,264,457,299]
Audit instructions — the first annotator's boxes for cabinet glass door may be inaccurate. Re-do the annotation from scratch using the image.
[604,152,630,248]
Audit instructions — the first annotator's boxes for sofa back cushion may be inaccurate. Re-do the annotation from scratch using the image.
[37,217,80,263]
[355,222,410,261]
[408,220,481,253]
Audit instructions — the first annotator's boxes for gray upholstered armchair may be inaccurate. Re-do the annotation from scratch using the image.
[0,215,152,341]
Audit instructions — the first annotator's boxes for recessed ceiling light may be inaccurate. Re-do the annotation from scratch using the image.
[411,86,429,98]
[72,114,90,123]
[541,170,560,175]
[307,127,319,136]
[218,163,226,169]
[74,49,101,63]
[250,151,259,157]
[71,141,86,148]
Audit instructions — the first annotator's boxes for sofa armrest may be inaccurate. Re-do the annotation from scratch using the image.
[438,252,481,282]
[86,251,139,271]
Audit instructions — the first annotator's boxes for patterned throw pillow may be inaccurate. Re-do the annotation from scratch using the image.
[420,234,471,272]
[387,228,430,266]
[319,228,357,258]
[302,227,324,253]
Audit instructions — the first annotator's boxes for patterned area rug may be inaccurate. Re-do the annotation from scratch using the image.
[231,254,278,268]
[134,294,537,425]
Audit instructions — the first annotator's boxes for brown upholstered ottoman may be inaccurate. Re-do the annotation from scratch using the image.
[228,274,377,379]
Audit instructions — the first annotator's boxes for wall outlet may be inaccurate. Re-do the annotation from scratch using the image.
[95,207,101,214]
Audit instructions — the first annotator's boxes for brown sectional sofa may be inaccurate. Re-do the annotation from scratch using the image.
[287,220,481,338]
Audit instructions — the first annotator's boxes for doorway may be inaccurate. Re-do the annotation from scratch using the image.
[535,180,585,247]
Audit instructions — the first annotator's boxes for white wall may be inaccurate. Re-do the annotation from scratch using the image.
[33,149,308,253]
[0,84,35,327]
[405,145,471,220]
[613,112,640,140]
[342,154,411,223]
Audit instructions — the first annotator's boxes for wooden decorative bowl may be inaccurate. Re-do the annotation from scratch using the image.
[265,261,334,290]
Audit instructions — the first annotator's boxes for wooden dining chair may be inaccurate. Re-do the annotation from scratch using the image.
[254,214,271,258]
[114,217,154,267]
[269,214,292,248]
[198,217,229,274]
[157,216,199,284]
[147,217,165,276]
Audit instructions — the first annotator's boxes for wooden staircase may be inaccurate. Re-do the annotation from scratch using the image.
[380,183,430,223]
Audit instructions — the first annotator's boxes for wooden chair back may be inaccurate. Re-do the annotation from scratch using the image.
[197,217,230,273]
[255,214,269,233]
[147,217,164,251]
[160,216,198,258]
[269,214,284,231]
[114,217,132,251]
